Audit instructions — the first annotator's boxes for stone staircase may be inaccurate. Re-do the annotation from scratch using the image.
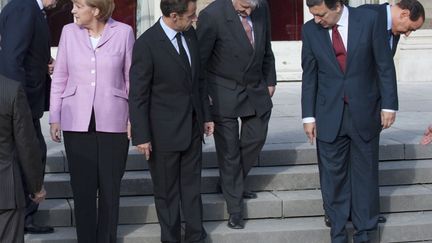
[25,141,432,243]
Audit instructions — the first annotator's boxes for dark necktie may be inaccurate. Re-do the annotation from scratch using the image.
[241,16,254,47]
[332,25,346,73]
[175,32,191,73]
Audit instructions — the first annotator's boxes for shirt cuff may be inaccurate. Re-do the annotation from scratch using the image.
[382,109,396,113]
[303,117,316,123]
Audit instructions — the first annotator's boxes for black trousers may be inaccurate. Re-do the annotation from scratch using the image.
[317,105,379,243]
[63,115,129,243]
[24,118,47,226]
[213,110,271,214]
[0,208,25,243]
[149,119,206,243]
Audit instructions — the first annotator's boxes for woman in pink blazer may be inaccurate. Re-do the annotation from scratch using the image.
[49,0,134,242]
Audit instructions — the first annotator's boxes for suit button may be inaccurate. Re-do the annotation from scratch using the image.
[91,70,95,74]
[91,82,95,86]
[91,58,95,62]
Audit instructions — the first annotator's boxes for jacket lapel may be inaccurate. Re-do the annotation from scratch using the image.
[155,22,191,81]
[346,7,363,72]
[224,0,254,52]
[96,18,117,48]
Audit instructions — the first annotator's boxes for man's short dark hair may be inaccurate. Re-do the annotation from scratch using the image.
[397,0,425,22]
[160,0,197,17]
[306,0,344,10]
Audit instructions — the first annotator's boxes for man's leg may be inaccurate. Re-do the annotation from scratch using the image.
[0,208,25,243]
[180,119,207,242]
[24,118,52,233]
[239,110,271,193]
[213,116,243,214]
[149,149,182,242]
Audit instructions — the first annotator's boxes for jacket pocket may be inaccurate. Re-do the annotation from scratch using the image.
[60,86,77,98]
[111,88,128,100]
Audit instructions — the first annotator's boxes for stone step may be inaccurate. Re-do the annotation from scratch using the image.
[25,211,432,243]
[43,160,432,199]
[44,141,432,173]
[34,184,432,227]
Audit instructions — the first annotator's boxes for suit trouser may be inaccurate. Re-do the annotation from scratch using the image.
[63,115,129,243]
[0,208,25,243]
[213,110,271,214]
[149,119,206,243]
[317,105,379,243]
[24,118,47,226]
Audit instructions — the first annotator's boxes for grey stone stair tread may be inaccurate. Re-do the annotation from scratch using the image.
[43,141,432,173]
[35,185,432,226]
[43,160,432,199]
[25,211,432,243]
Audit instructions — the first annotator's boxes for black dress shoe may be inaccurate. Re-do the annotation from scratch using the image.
[324,214,386,228]
[324,213,331,227]
[378,216,386,223]
[227,213,244,229]
[24,224,54,234]
[243,190,257,199]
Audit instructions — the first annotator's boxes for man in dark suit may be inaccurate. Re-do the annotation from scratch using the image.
[129,0,213,242]
[196,0,276,229]
[301,0,398,242]
[323,0,425,228]
[0,75,47,243]
[0,0,57,234]
[361,0,425,56]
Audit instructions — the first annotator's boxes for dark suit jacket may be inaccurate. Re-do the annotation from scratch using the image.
[129,21,211,151]
[301,7,398,143]
[0,0,51,119]
[0,75,44,210]
[360,3,400,56]
[196,0,276,118]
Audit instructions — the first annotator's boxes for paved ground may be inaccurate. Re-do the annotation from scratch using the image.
[40,81,432,156]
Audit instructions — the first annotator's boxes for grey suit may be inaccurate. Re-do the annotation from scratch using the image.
[0,75,44,243]
[197,0,276,214]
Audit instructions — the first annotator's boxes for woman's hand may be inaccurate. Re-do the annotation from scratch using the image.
[50,123,62,143]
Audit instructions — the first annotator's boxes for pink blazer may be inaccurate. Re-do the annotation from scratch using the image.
[49,19,134,132]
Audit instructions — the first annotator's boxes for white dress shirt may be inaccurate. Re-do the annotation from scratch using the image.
[159,18,191,64]
[36,0,43,10]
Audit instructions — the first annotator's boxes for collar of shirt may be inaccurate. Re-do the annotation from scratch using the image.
[36,0,44,10]
[158,18,192,62]
[159,17,177,43]
[329,5,349,50]
[386,4,392,32]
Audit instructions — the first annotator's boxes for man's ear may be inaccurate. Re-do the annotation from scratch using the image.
[400,9,410,19]
[170,12,179,22]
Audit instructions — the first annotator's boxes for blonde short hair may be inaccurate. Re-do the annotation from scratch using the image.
[86,0,115,22]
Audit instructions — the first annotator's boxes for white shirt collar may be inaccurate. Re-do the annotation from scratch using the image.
[159,17,178,42]
[386,4,392,31]
[36,0,44,10]
[336,5,349,28]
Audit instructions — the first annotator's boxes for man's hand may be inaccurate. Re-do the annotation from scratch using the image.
[381,111,396,129]
[420,124,432,145]
[50,123,62,143]
[303,122,316,145]
[204,122,214,136]
[268,86,276,97]
[137,142,152,160]
[30,187,46,204]
[48,58,55,75]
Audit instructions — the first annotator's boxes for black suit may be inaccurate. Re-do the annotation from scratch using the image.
[360,3,400,56]
[0,0,51,226]
[0,76,44,243]
[129,20,209,243]
[196,0,276,214]
[301,7,398,243]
